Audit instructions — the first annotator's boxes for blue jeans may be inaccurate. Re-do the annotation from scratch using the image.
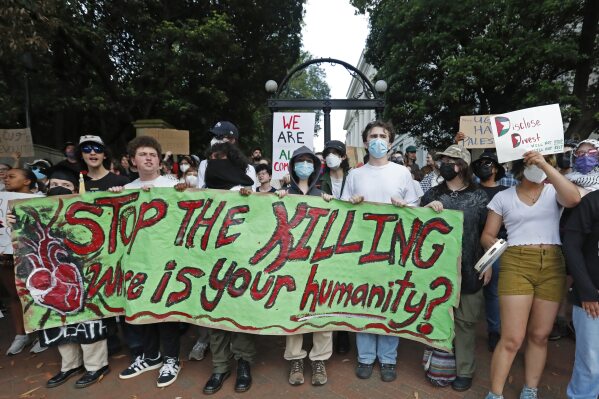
[567,306,599,399]
[483,259,501,333]
[356,333,398,365]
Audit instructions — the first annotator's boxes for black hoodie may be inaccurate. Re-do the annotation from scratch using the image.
[287,146,322,196]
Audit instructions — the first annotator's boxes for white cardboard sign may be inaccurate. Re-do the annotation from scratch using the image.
[271,112,315,180]
[0,192,39,254]
[490,104,564,163]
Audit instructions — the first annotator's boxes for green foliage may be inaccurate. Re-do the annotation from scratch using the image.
[358,0,598,149]
[0,0,306,155]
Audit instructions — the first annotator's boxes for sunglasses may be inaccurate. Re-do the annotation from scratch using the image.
[575,149,598,158]
[81,144,104,154]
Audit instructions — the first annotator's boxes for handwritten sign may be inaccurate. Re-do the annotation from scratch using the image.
[459,115,496,149]
[0,192,39,254]
[137,128,190,155]
[272,113,315,179]
[11,189,462,351]
[0,128,34,157]
[490,104,564,163]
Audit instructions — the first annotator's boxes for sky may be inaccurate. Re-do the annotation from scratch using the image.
[301,0,369,151]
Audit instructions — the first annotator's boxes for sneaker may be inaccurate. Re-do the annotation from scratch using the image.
[119,353,163,379]
[355,362,374,379]
[156,357,180,388]
[30,338,48,354]
[311,360,327,386]
[288,359,304,385]
[485,393,504,399]
[188,339,208,361]
[6,334,32,355]
[380,363,397,382]
[519,386,538,399]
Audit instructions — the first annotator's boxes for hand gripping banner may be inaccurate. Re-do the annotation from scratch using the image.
[10,189,463,351]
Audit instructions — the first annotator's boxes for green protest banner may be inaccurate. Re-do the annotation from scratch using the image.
[10,188,463,351]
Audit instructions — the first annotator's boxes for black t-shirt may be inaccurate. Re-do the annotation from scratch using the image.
[563,190,599,306]
[480,184,508,240]
[255,186,276,193]
[85,172,130,192]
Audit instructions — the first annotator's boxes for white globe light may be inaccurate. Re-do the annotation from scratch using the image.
[265,80,278,93]
[375,80,388,93]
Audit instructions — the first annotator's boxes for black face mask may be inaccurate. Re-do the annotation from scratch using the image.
[474,165,494,181]
[556,152,572,169]
[47,186,73,196]
[439,162,458,181]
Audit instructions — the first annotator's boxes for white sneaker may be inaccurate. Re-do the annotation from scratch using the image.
[30,338,48,354]
[6,334,32,355]
[188,339,208,361]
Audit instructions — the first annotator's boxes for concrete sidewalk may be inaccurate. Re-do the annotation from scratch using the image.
[0,317,574,399]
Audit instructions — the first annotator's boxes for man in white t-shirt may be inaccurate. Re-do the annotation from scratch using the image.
[341,120,420,383]
[113,136,180,389]
[197,121,257,190]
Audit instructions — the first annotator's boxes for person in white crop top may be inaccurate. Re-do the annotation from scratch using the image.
[481,151,580,399]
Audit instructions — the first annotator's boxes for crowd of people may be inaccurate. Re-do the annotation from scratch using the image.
[1,120,598,399]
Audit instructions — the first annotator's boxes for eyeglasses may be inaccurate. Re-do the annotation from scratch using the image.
[81,144,104,154]
[575,149,598,158]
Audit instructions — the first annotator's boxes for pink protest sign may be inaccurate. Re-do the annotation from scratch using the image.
[490,104,564,163]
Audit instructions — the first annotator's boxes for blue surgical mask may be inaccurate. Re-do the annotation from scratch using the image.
[368,138,388,159]
[32,168,46,180]
[574,155,599,174]
[294,161,314,180]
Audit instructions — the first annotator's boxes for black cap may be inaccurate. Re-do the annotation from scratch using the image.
[209,121,239,138]
[473,152,505,181]
[323,140,346,155]
[46,165,79,188]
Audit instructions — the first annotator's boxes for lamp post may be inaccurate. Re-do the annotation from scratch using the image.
[265,58,386,144]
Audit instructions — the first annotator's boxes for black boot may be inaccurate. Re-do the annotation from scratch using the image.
[235,359,252,393]
[203,371,230,395]
[46,366,85,388]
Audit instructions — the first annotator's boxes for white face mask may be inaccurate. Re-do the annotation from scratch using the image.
[325,154,342,169]
[185,174,198,187]
[523,164,547,183]
[179,164,190,173]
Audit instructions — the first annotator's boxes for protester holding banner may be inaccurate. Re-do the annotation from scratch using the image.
[199,141,255,395]
[472,151,508,352]
[254,164,276,193]
[1,168,39,355]
[78,135,129,192]
[482,151,580,399]
[278,145,332,386]
[421,145,490,391]
[114,136,183,388]
[319,140,351,354]
[341,120,420,383]
[39,165,111,389]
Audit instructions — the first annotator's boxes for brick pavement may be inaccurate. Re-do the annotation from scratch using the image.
[0,317,574,399]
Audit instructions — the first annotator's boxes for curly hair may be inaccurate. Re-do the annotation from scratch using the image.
[127,136,162,159]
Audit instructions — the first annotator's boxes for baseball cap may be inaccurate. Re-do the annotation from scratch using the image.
[473,152,505,180]
[79,135,104,146]
[25,159,52,170]
[209,121,239,138]
[406,145,417,153]
[323,140,346,155]
[434,145,472,165]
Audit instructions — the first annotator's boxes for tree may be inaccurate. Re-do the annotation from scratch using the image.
[352,0,598,149]
[0,0,306,154]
